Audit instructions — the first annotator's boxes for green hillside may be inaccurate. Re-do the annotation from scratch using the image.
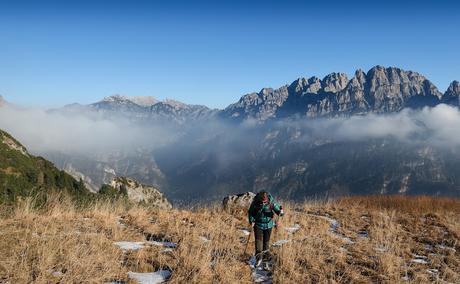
[0,130,93,203]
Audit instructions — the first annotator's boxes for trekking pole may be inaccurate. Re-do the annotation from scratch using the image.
[244,225,253,255]
[273,214,281,242]
[274,206,284,241]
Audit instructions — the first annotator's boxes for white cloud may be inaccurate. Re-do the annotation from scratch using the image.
[0,105,176,155]
[1,103,460,159]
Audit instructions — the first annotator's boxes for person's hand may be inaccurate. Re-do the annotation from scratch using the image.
[249,222,255,228]
[280,206,284,216]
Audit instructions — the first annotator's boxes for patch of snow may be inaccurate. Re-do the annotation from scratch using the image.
[424,244,434,251]
[199,236,210,243]
[284,224,301,234]
[248,256,272,284]
[341,237,355,244]
[411,254,428,264]
[411,258,428,264]
[114,241,145,251]
[148,241,177,248]
[306,214,354,244]
[47,269,64,277]
[426,269,439,275]
[252,267,272,283]
[116,217,126,228]
[160,248,174,254]
[437,244,456,252]
[127,270,171,284]
[412,254,427,259]
[339,247,349,253]
[329,219,339,232]
[272,239,290,247]
[374,247,389,253]
[401,276,410,281]
[241,229,251,236]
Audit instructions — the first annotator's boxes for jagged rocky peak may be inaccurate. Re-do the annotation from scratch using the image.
[101,95,157,106]
[448,80,460,93]
[289,73,348,95]
[128,96,157,107]
[102,94,129,103]
[109,177,172,209]
[366,66,442,99]
[347,69,367,89]
[161,98,188,109]
[442,80,460,105]
[322,72,349,93]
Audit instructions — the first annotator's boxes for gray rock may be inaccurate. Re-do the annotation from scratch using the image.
[442,80,460,106]
[322,72,349,93]
[223,86,289,121]
[109,177,172,209]
[222,192,255,210]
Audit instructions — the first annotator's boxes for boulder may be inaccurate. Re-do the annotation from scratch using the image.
[109,177,172,209]
[222,192,255,210]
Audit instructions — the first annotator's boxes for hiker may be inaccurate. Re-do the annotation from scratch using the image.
[248,191,284,267]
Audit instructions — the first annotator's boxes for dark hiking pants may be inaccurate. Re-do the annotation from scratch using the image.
[254,226,272,262]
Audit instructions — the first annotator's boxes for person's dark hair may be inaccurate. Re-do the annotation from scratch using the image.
[254,191,268,208]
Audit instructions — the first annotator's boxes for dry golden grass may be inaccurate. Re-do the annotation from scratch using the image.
[0,194,459,283]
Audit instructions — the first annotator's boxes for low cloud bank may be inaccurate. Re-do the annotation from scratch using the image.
[283,104,460,148]
[0,104,460,157]
[0,106,177,155]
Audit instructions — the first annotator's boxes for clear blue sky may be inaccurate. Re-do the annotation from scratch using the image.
[0,0,459,109]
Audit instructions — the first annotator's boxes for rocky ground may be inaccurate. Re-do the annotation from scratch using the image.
[0,195,459,283]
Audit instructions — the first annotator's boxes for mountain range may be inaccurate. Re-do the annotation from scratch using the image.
[2,65,460,202]
[224,66,458,120]
[54,66,460,125]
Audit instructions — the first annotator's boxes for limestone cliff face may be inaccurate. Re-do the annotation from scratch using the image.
[224,66,445,120]
[109,177,172,209]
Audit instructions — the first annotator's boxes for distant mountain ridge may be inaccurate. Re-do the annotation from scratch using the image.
[59,95,218,124]
[59,66,460,124]
[223,66,459,121]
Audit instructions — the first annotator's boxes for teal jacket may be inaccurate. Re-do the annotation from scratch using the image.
[248,194,282,230]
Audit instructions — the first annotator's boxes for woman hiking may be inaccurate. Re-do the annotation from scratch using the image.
[248,191,284,268]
